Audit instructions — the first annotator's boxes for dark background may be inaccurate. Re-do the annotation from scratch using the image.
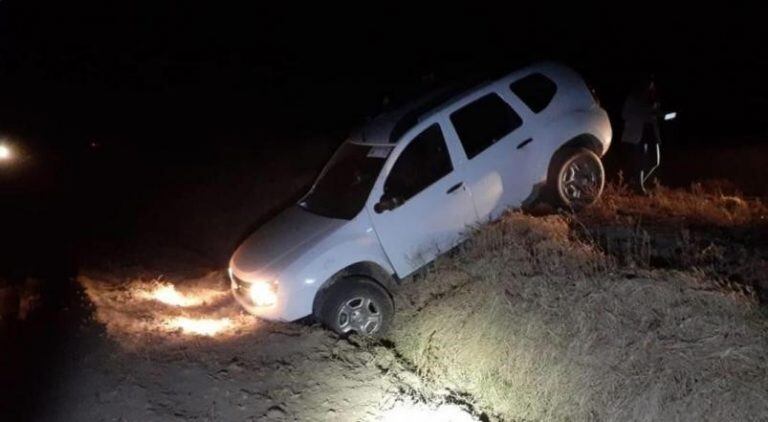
[0,2,767,278]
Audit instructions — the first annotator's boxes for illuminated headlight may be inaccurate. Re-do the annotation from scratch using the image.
[664,112,677,121]
[248,280,278,307]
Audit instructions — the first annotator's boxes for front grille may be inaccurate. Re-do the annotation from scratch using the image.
[232,274,248,287]
[231,274,251,301]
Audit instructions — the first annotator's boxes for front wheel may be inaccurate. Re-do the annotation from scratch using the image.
[318,278,394,337]
[547,147,605,210]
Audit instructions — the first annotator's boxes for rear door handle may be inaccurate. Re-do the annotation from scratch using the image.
[446,182,463,194]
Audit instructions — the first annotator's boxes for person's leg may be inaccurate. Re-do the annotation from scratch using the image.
[623,142,640,190]
[631,144,648,194]
[638,122,662,191]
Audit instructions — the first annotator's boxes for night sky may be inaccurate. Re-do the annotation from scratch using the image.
[1,3,766,145]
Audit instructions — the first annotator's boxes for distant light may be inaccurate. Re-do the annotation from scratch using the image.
[0,144,11,161]
[664,112,677,121]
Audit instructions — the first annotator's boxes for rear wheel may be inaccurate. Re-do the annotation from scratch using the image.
[318,278,393,337]
[547,147,605,210]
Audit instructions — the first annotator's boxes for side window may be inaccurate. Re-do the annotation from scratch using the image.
[450,93,522,159]
[384,124,452,203]
[510,73,558,113]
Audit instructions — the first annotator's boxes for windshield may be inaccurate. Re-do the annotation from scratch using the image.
[299,142,391,219]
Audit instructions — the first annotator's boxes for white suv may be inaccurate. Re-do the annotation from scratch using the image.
[229,62,612,335]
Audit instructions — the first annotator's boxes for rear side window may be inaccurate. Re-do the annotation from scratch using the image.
[385,124,452,203]
[509,73,558,113]
[450,94,522,159]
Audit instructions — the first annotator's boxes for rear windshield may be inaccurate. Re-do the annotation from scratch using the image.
[299,143,390,219]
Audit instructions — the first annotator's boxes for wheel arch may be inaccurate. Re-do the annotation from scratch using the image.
[546,133,603,181]
[558,133,603,155]
[312,261,398,318]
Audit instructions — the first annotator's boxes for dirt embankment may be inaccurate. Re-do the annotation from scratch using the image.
[393,211,768,421]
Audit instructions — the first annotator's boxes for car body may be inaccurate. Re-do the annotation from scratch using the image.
[229,62,612,332]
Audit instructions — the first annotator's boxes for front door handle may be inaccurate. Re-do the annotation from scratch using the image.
[517,138,533,149]
[446,182,463,194]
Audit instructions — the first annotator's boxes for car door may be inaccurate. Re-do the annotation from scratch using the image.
[367,122,477,277]
[444,90,536,221]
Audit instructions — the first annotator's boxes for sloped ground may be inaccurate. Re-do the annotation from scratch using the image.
[393,211,768,421]
[37,185,768,421]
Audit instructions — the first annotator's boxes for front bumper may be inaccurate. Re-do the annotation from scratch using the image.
[231,270,321,322]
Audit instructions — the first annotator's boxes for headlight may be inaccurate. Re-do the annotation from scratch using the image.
[248,280,278,307]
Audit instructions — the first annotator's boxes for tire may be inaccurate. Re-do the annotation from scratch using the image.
[318,278,394,337]
[546,147,605,210]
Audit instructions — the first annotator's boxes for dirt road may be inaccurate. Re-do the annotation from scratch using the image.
[39,272,481,422]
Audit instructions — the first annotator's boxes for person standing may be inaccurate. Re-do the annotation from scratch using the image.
[621,78,661,194]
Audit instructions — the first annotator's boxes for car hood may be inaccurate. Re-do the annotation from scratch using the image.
[231,206,347,274]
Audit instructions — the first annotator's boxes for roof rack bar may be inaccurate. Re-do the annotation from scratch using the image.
[348,141,397,147]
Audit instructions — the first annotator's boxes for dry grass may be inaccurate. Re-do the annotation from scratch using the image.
[575,182,768,303]
[584,180,768,229]
[392,212,768,421]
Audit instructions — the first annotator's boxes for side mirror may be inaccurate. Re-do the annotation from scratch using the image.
[374,195,399,213]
